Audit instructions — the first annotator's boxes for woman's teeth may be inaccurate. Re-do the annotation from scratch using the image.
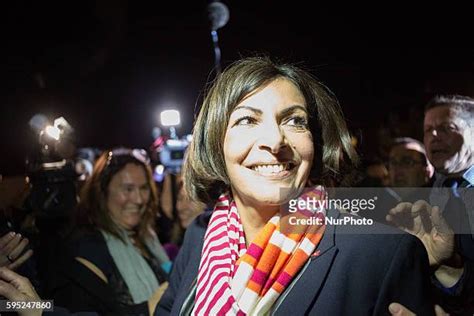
[252,163,289,175]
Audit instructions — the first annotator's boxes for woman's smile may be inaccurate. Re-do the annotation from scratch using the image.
[223,77,314,208]
[248,162,296,178]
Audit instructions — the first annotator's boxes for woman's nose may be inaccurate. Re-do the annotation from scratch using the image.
[257,123,287,153]
[130,188,144,204]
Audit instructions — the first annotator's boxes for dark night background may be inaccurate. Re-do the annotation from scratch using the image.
[2,1,474,176]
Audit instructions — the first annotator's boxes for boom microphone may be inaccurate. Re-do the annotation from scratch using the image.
[207,1,230,31]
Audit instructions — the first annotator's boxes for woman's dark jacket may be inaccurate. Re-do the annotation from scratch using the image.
[156,209,435,316]
[49,229,167,316]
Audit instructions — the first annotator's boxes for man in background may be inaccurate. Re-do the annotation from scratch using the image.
[388,95,474,314]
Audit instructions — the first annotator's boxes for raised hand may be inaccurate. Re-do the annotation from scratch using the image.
[386,200,455,268]
[0,232,34,270]
[389,302,448,316]
[0,267,42,316]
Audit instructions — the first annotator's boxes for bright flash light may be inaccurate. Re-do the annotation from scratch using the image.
[53,116,72,130]
[155,164,165,175]
[160,110,180,127]
[45,125,61,140]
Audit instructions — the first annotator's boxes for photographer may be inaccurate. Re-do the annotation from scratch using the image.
[153,128,206,250]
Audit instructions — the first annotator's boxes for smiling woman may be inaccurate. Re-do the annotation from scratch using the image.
[106,162,152,230]
[49,148,171,315]
[223,78,315,239]
[156,57,436,315]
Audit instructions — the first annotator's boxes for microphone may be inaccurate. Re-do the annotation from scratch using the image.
[207,1,230,74]
[208,1,230,31]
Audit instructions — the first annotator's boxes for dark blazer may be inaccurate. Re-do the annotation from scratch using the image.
[49,229,166,316]
[156,209,435,315]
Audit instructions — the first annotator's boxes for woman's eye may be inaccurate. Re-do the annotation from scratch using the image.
[234,116,257,126]
[121,188,132,194]
[285,116,308,128]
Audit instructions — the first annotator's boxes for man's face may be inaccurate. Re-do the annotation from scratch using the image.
[388,143,432,187]
[424,105,474,175]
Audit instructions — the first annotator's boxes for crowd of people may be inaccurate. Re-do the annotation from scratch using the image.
[0,56,473,315]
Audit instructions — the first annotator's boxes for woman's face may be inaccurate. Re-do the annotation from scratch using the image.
[107,163,151,230]
[223,78,314,210]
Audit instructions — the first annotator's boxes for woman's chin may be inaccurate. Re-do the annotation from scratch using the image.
[242,189,301,209]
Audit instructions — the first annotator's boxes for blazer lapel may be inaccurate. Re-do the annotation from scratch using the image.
[273,209,339,315]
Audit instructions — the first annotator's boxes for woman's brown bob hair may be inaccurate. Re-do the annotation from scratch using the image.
[184,56,358,204]
[76,149,159,242]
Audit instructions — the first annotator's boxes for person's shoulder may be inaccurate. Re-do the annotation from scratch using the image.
[70,227,105,249]
[326,212,428,275]
[329,210,423,251]
[173,210,212,268]
[68,228,120,279]
[180,210,211,249]
[67,227,111,266]
[186,210,212,235]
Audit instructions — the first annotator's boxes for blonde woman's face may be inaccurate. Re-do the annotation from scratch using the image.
[223,78,314,210]
[107,163,150,230]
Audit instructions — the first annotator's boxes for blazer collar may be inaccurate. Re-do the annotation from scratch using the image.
[191,208,340,315]
[272,208,340,315]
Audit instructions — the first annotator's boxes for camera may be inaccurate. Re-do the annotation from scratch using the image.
[24,115,78,219]
[158,137,191,172]
[152,110,191,175]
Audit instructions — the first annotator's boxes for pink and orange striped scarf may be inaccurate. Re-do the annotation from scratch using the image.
[193,187,326,315]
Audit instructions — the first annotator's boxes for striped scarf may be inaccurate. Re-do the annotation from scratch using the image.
[193,187,326,315]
